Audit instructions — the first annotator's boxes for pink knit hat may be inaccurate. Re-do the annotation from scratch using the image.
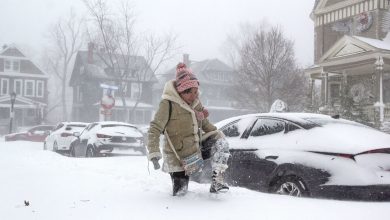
[175,62,199,93]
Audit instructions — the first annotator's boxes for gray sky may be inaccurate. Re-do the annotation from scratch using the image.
[0,0,315,68]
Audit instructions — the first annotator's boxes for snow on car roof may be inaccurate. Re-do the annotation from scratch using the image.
[61,122,89,126]
[215,112,333,128]
[219,113,390,154]
[96,121,138,127]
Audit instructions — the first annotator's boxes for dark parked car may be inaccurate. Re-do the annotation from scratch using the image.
[194,113,390,201]
[4,125,55,142]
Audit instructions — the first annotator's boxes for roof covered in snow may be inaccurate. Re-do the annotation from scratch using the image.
[353,35,390,51]
[70,50,157,86]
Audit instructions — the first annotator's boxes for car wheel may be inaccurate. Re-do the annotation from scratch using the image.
[272,175,309,197]
[53,142,58,152]
[69,145,76,157]
[86,146,94,157]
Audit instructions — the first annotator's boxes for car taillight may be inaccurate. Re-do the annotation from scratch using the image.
[357,148,390,155]
[61,133,72,137]
[310,151,355,160]
[96,133,112,139]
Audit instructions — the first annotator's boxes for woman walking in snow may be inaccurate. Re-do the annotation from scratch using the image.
[147,63,230,196]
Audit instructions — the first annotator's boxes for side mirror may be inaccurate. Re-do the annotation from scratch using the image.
[73,132,81,137]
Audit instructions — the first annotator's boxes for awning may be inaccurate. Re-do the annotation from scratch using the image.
[0,95,47,108]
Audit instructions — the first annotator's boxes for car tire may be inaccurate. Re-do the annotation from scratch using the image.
[53,142,58,152]
[272,175,309,197]
[69,145,76,157]
[86,146,95,157]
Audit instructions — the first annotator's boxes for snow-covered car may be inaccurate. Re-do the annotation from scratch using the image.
[44,122,89,152]
[5,125,55,142]
[198,113,390,201]
[70,121,146,157]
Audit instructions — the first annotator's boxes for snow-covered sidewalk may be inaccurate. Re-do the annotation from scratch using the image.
[0,141,389,220]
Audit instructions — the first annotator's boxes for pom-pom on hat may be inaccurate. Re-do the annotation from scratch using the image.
[175,62,199,93]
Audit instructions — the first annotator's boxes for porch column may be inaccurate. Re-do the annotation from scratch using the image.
[375,56,384,122]
[322,71,329,106]
[310,79,315,107]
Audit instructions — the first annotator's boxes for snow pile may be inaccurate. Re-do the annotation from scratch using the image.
[1,141,390,220]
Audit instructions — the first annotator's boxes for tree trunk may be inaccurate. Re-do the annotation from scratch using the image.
[62,66,68,121]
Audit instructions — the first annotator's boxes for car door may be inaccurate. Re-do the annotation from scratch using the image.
[219,117,257,185]
[232,118,286,190]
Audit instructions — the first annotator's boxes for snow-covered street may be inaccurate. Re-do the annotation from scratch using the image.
[1,140,390,220]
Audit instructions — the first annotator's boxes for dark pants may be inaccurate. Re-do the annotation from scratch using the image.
[170,171,189,196]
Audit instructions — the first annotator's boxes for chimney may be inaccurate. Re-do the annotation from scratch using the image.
[88,42,94,64]
[183,54,190,67]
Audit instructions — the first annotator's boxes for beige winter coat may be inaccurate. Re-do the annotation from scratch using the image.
[147,80,217,173]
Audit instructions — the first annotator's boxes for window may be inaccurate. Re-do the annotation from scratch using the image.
[222,121,241,137]
[27,109,35,117]
[4,59,20,72]
[221,117,256,138]
[1,78,9,95]
[135,110,144,124]
[24,80,35,97]
[76,86,83,102]
[131,83,142,99]
[14,79,23,95]
[36,80,44,97]
[287,123,301,133]
[0,107,10,119]
[330,83,340,100]
[249,119,285,137]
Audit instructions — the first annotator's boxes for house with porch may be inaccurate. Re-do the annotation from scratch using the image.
[69,44,157,125]
[305,0,390,131]
[0,44,48,134]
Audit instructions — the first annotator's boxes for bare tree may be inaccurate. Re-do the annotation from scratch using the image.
[45,9,84,121]
[83,0,178,122]
[225,24,307,112]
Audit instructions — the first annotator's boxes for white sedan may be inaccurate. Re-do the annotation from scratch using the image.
[71,121,145,157]
[44,122,89,152]
[201,112,390,201]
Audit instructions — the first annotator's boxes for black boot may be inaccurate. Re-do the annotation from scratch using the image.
[170,171,189,196]
[210,171,229,193]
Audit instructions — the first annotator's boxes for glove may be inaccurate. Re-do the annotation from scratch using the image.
[151,157,161,170]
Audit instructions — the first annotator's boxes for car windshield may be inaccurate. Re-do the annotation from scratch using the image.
[101,124,134,128]
[68,124,87,127]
